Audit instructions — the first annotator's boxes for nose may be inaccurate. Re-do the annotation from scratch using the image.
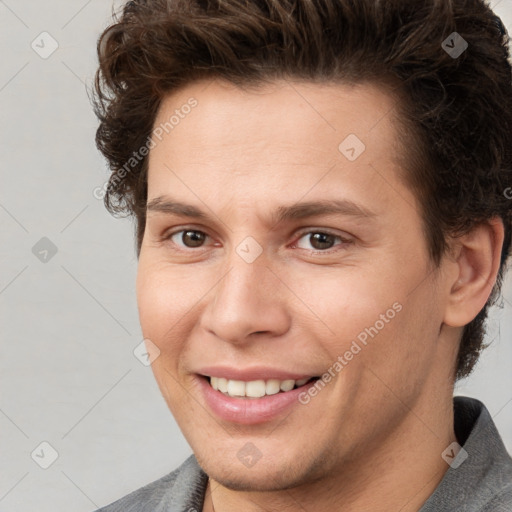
[199,253,291,345]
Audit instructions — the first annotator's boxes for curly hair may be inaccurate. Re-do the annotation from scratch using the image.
[93,0,512,380]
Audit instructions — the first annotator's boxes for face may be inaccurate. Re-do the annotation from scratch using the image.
[136,79,452,491]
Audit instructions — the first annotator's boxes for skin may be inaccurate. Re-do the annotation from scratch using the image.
[136,79,504,512]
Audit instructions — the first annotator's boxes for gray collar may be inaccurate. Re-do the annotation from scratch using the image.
[419,396,512,511]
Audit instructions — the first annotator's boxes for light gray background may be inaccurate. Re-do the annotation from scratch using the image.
[1,1,511,510]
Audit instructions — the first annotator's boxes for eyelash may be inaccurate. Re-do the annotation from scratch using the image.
[161,227,352,254]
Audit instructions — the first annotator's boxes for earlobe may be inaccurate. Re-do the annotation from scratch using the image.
[443,218,504,328]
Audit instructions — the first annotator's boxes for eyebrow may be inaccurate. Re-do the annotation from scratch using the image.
[146,196,377,225]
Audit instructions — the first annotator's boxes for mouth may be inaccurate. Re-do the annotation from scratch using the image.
[203,375,320,399]
[196,372,323,424]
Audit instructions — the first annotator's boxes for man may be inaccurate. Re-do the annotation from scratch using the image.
[92,0,512,510]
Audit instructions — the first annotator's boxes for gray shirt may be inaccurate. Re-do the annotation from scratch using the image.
[94,397,512,511]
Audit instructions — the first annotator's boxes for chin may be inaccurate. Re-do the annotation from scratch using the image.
[196,450,329,493]
[208,469,300,492]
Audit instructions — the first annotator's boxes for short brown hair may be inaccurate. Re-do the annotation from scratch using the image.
[93,0,512,380]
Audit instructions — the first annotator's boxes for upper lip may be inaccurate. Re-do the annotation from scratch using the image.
[196,366,318,382]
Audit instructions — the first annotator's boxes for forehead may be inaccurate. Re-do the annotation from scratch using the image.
[151,78,399,162]
[146,78,414,216]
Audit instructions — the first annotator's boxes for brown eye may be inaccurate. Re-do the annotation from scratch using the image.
[310,233,336,250]
[295,231,349,252]
[170,230,207,248]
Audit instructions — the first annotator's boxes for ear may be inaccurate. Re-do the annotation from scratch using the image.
[443,218,505,328]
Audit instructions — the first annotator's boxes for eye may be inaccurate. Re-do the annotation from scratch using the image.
[168,229,208,248]
[295,231,350,251]
[162,228,350,253]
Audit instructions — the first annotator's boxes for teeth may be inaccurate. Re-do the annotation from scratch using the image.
[208,376,313,398]
[245,380,266,398]
[217,377,228,393]
[265,379,281,395]
[227,380,246,397]
[280,380,295,392]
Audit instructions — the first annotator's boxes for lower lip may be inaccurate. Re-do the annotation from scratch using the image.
[197,376,316,425]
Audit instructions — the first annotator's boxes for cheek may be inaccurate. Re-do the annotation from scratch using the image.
[297,264,435,379]
[136,265,199,411]
[290,268,398,345]
[353,279,442,398]
[136,262,196,362]
[136,260,207,330]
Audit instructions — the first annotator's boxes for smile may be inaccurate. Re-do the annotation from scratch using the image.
[207,376,317,398]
